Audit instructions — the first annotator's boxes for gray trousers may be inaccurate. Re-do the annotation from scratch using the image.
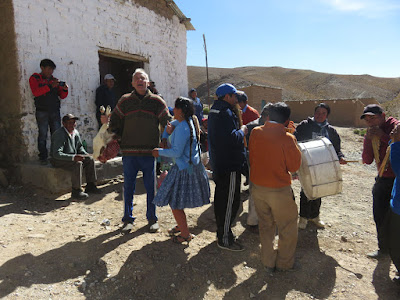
[50,157,97,189]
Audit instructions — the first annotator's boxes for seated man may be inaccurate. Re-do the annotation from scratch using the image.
[50,114,101,199]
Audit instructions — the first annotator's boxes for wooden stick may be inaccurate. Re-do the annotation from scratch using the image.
[233,104,247,147]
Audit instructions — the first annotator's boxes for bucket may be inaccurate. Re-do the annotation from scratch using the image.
[297,137,342,200]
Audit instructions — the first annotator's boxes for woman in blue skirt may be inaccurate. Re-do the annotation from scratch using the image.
[152,97,210,243]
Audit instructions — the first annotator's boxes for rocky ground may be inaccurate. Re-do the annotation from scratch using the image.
[1,127,400,300]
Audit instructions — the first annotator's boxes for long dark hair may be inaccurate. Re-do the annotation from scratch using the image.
[175,97,200,164]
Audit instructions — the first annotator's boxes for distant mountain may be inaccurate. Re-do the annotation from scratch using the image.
[188,66,400,106]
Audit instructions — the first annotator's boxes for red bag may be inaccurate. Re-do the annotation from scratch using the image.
[98,139,120,163]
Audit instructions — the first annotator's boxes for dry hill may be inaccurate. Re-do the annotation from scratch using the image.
[188,66,400,109]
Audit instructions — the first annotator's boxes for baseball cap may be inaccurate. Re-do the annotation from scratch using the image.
[62,114,79,122]
[216,83,238,98]
[360,104,383,119]
[104,74,115,81]
[236,91,248,102]
[189,88,197,93]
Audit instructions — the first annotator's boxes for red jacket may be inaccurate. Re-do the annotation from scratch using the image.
[29,73,68,112]
[242,105,260,125]
[362,117,399,178]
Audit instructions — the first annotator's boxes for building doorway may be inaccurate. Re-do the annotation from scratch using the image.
[98,53,145,99]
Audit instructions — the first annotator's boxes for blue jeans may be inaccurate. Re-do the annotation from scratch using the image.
[35,110,61,160]
[122,156,157,223]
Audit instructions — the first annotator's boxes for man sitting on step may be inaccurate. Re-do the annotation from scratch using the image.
[50,114,101,199]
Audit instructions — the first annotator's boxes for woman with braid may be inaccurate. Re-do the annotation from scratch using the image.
[152,97,210,243]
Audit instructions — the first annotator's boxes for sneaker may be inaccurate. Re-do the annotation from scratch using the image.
[148,220,159,233]
[298,217,308,229]
[121,222,134,233]
[217,241,245,252]
[85,182,102,194]
[71,189,89,200]
[310,216,325,229]
[366,249,389,259]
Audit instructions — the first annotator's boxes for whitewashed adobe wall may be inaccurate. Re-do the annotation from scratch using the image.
[13,0,188,159]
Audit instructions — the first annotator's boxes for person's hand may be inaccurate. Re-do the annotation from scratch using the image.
[241,125,248,135]
[159,138,168,148]
[152,148,160,157]
[366,126,384,139]
[51,80,59,88]
[100,115,109,125]
[339,157,347,165]
[166,121,175,135]
[390,124,400,143]
[74,155,84,162]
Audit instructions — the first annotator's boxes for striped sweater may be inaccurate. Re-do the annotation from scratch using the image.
[109,89,171,156]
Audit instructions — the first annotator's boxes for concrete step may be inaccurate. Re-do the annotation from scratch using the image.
[17,157,123,194]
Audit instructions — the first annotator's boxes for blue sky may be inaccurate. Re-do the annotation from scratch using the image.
[174,0,400,78]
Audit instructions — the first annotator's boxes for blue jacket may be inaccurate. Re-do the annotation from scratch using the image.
[390,141,400,215]
[208,100,246,173]
[192,97,203,123]
[159,118,200,170]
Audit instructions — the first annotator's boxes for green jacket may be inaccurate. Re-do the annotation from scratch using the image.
[50,127,88,161]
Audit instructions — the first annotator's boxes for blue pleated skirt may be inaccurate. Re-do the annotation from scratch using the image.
[153,163,211,210]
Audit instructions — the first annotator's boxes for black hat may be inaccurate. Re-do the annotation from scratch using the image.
[62,114,79,122]
[360,104,383,119]
[237,91,248,103]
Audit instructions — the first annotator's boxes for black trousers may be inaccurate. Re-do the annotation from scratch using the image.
[389,210,400,273]
[213,171,241,246]
[299,190,321,219]
[372,177,395,251]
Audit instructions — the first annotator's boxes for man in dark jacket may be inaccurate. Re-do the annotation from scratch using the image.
[208,83,248,251]
[29,59,69,165]
[95,74,117,128]
[295,103,346,229]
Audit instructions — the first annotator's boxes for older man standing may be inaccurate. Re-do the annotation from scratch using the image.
[361,104,399,259]
[109,68,171,233]
[208,83,248,251]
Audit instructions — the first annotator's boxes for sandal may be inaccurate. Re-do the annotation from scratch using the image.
[172,234,194,244]
[167,226,181,236]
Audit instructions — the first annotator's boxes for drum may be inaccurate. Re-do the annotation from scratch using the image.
[297,137,342,200]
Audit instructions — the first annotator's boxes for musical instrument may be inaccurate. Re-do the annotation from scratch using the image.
[297,137,343,200]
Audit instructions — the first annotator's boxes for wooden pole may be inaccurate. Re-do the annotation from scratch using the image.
[203,34,211,106]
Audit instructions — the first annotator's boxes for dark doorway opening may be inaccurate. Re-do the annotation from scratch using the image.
[98,54,144,99]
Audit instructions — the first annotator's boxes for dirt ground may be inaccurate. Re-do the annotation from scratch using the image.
[1,127,400,300]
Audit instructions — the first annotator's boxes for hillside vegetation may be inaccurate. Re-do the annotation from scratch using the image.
[188,66,400,117]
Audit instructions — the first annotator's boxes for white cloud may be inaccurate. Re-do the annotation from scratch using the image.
[322,0,400,17]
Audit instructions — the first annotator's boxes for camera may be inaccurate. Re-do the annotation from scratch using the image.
[59,81,66,86]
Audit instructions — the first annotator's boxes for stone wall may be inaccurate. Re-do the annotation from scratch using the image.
[286,98,379,127]
[238,85,283,113]
[11,0,188,160]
